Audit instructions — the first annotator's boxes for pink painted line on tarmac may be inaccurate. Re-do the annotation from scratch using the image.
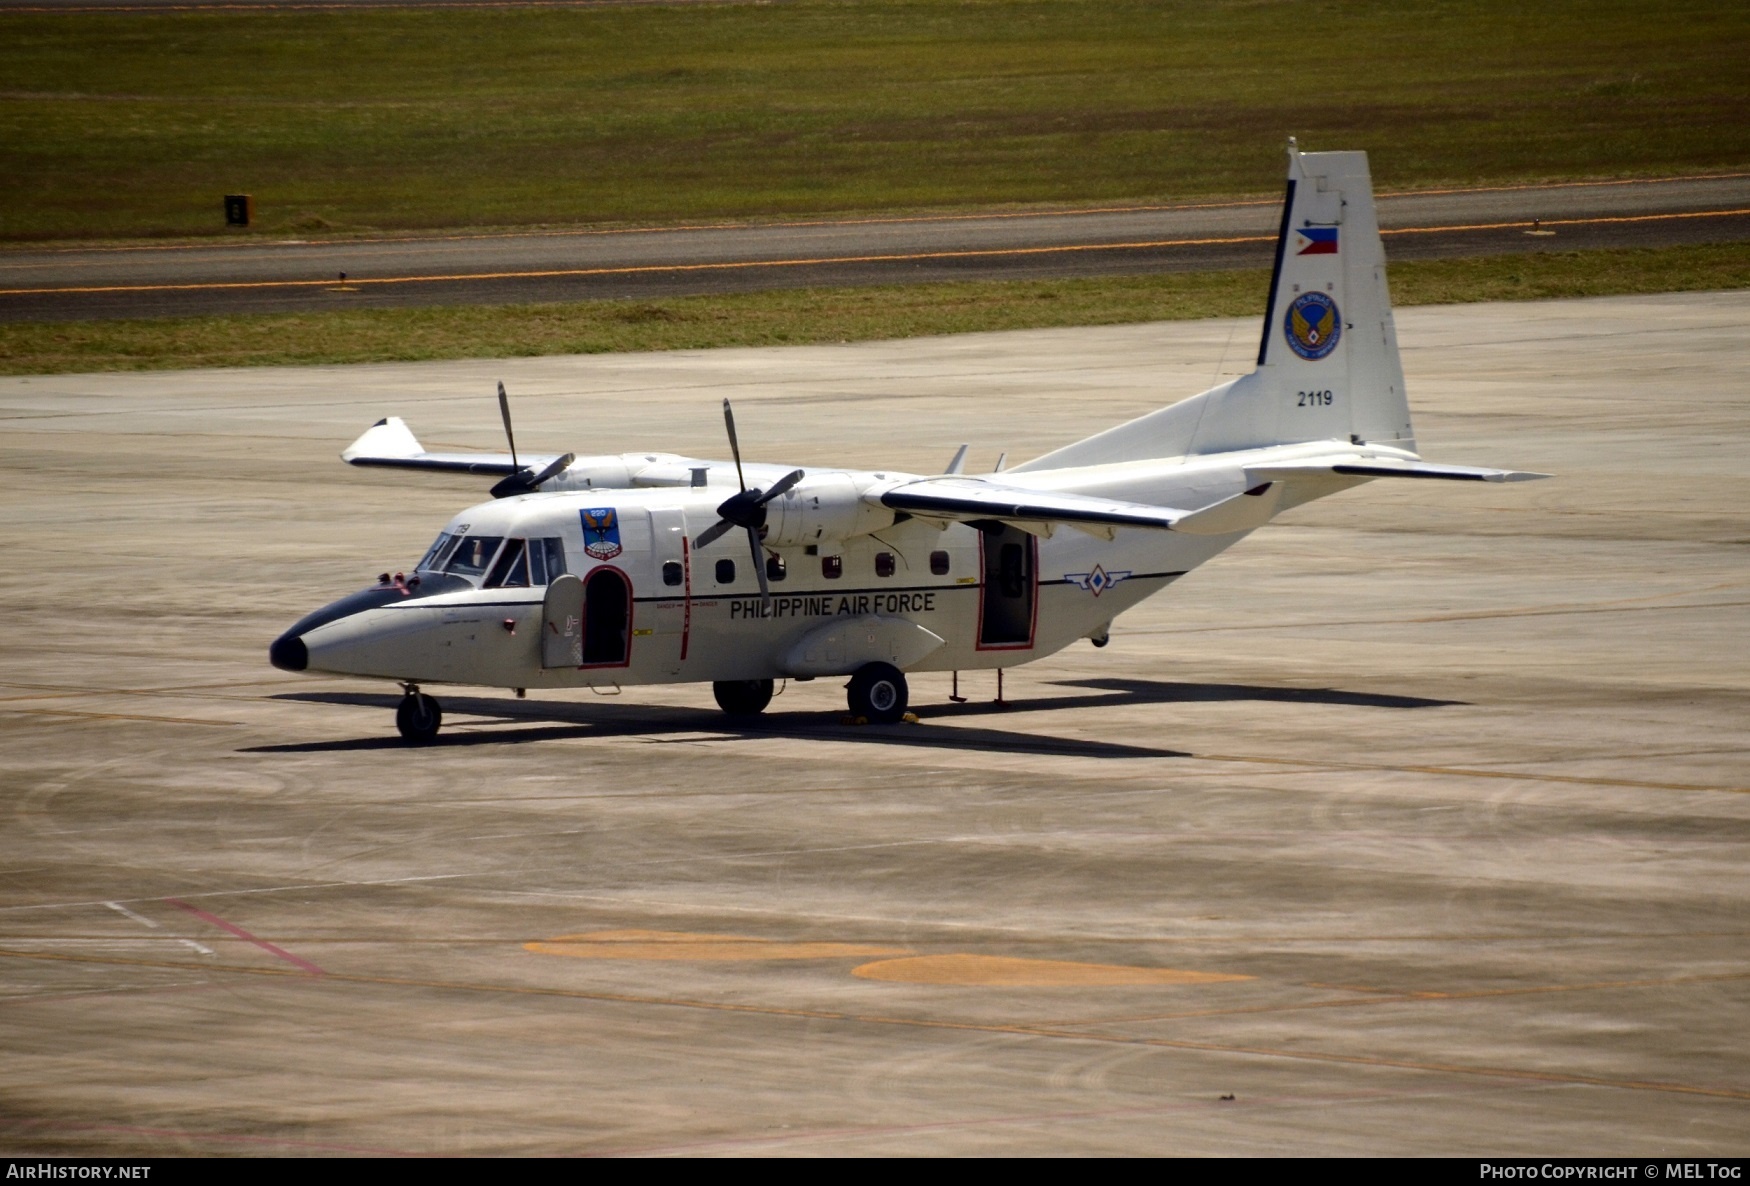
[165,898,325,976]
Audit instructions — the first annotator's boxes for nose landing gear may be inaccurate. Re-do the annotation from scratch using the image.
[396,684,442,743]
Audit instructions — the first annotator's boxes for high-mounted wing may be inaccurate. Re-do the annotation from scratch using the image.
[873,477,1283,537]
[341,417,560,477]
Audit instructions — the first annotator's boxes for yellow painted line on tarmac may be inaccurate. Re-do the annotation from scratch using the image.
[1379,206,1750,236]
[3,943,1746,1102]
[525,929,909,961]
[851,953,1251,987]
[7,206,1745,299]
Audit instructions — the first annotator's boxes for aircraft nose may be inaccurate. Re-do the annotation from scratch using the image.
[269,631,308,672]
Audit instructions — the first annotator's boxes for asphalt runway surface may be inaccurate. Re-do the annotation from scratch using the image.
[2,292,1747,1155]
[3,174,1746,322]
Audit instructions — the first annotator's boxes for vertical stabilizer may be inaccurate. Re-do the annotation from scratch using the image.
[1013,143,1416,472]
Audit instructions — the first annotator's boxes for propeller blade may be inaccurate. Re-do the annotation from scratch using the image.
[756,468,805,505]
[722,398,747,493]
[747,526,771,609]
[693,518,734,549]
[525,452,575,488]
[489,452,576,498]
[497,381,519,473]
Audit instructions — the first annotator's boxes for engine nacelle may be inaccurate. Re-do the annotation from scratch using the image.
[762,474,894,547]
[542,455,635,491]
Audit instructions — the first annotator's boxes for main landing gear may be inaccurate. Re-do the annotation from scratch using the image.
[713,679,774,716]
[846,662,908,724]
[396,684,442,743]
[711,663,910,725]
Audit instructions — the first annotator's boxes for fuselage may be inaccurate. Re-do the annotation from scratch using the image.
[269,441,1383,691]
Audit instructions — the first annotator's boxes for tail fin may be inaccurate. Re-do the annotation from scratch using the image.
[1013,142,1416,472]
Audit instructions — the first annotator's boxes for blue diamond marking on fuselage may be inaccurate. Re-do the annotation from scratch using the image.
[1065,564,1132,597]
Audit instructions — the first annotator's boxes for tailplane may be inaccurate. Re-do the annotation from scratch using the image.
[1014,143,1415,472]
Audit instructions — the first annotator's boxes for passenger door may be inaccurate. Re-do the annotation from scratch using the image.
[541,574,584,668]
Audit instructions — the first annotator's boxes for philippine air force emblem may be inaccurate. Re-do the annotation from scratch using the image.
[1284,291,1341,361]
[581,507,623,561]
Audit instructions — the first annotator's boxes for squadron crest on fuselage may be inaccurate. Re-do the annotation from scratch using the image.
[581,507,623,560]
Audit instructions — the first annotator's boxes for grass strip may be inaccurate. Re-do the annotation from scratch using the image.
[2,0,1747,240]
[2,242,1746,376]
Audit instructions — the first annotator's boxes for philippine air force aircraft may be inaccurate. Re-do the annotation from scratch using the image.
[270,145,1546,742]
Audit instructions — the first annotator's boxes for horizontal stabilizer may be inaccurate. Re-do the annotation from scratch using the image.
[342,417,553,477]
[1168,482,1284,535]
[1248,457,1551,484]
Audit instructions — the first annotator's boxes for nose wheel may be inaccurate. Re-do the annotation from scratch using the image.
[846,662,908,724]
[396,686,442,743]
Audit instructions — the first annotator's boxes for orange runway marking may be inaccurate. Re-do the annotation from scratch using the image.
[3,944,1746,1102]
[851,953,1252,987]
[7,206,1745,299]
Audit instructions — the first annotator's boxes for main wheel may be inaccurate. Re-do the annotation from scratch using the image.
[847,662,908,724]
[395,692,442,743]
[713,678,774,716]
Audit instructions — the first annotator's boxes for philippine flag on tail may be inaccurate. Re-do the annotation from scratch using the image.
[1296,226,1338,255]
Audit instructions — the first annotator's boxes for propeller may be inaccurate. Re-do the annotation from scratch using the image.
[691,399,803,608]
[488,381,575,498]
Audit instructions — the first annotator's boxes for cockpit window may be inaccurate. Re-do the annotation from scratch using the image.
[478,537,569,588]
[539,538,567,583]
[445,535,504,579]
[416,532,460,573]
[485,539,529,588]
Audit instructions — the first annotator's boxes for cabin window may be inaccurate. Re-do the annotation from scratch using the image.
[416,532,459,573]
[445,535,504,579]
[662,560,684,587]
[715,558,735,584]
[930,550,950,576]
[821,555,843,580]
[875,552,896,578]
[485,538,530,588]
[766,553,786,582]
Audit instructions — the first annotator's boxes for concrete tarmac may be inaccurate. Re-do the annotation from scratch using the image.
[4,174,1747,322]
[0,292,1746,1155]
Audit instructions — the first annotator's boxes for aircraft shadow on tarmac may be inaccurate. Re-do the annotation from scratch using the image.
[246,678,1459,759]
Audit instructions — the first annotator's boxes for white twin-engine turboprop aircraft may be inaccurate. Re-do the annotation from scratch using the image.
[270,144,1546,742]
